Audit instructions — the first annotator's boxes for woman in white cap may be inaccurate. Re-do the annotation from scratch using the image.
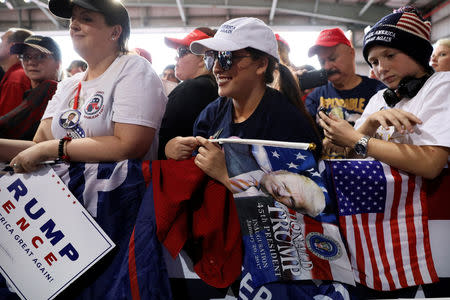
[182,17,321,189]
[183,17,347,298]
[0,0,166,172]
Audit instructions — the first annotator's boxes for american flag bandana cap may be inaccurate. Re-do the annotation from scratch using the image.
[362,6,433,71]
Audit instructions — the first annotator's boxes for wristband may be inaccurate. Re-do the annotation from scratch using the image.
[58,136,72,162]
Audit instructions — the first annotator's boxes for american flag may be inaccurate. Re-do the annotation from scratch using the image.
[396,12,431,41]
[328,159,438,291]
[54,161,171,299]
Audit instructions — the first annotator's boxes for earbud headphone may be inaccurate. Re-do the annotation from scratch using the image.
[383,73,433,107]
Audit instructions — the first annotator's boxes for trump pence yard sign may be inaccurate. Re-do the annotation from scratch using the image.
[0,166,115,300]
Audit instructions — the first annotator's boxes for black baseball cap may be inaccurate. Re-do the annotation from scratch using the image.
[10,35,62,61]
[49,0,128,21]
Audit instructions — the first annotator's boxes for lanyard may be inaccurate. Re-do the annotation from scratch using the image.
[73,82,82,110]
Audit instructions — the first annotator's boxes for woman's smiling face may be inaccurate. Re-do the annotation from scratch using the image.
[69,6,115,57]
[212,49,261,99]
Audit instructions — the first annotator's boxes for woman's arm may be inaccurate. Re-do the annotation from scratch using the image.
[66,123,155,162]
[366,139,448,179]
[0,139,36,162]
[10,122,155,172]
[319,111,449,179]
[0,119,53,162]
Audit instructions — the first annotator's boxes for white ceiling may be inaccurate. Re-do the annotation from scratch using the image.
[0,0,447,34]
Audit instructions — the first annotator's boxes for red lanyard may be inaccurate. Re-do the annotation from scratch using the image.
[73,82,82,110]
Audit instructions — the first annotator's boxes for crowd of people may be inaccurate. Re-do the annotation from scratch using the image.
[0,0,448,298]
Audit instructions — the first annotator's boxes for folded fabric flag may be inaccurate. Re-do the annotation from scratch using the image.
[221,139,354,288]
[324,159,439,291]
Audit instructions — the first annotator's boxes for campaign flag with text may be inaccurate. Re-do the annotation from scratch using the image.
[220,138,355,288]
[324,159,439,291]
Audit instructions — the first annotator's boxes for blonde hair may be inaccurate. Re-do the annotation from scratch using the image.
[436,38,450,48]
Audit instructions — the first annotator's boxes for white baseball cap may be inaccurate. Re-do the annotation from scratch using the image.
[190,17,280,62]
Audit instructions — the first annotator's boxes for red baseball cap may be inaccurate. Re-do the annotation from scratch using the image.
[275,33,290,52]
[308,28,352,57]
[165,29,213,49]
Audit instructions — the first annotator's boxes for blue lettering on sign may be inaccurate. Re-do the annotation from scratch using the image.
[4,177,79,262]
[7,178,28,201]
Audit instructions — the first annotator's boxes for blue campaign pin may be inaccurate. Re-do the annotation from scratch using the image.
[59,109,81,129]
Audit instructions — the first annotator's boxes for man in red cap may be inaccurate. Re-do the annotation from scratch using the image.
[305,28,385,158]
[158,27,218,160]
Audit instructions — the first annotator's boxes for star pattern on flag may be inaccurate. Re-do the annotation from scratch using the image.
[271,150,280,158]
[307,168,321,177]
[260,146,328,197]
[295,152,307,160]
[287,162,298,169]
[333,160,387,215]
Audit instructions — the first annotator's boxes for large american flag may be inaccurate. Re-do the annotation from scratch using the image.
[328,159,438,291]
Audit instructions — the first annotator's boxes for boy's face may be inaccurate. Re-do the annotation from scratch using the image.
[367,45,426,89]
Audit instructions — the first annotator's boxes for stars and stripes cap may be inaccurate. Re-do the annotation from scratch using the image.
[363,6,433,71]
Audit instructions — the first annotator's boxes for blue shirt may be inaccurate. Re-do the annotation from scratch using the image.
[305,75,385,125]
[194,87,322,159]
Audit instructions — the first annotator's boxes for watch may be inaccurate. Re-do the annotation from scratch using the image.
[354,135,371,158]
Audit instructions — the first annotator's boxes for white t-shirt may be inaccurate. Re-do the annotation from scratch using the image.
[43,54,167,160]
[355,71,450,278]
[355,71,450,148]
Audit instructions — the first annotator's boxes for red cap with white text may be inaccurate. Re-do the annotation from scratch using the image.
[308,28,352,57]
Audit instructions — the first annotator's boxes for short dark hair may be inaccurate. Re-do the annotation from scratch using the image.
[103,8,130,53]
[246,47,276,84]
[163,64,176,71]
[245,47,320,145]
[7,28,33,44]
[68,60,87,72]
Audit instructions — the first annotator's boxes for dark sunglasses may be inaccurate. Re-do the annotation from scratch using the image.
[203,50,252,71]
[176,47,192,58]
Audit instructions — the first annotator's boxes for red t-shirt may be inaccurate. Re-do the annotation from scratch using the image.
[0,62,31,116]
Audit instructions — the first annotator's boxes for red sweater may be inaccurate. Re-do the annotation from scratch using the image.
[152,158,242,288]
[0,62,31,116]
